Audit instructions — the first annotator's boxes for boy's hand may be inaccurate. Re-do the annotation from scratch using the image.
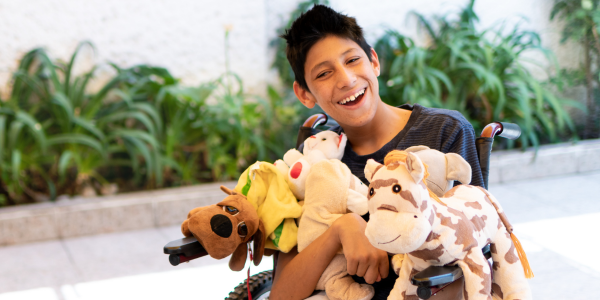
[333,213,389,284]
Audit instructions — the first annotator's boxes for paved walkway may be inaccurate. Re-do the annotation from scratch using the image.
[1,171,600,300]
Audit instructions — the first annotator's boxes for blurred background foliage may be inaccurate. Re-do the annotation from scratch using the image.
[0,0,594,206]
[376,0,585,149]
[550,0,600,138]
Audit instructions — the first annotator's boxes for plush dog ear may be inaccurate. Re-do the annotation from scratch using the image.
[445,153,472,185]
[220,185,237,195]
[229,243,248,271]
[252,220,266,266]
[406,152,425,184]
[364,159,383,182]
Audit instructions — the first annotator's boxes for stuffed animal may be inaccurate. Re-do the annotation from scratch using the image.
[298,159,374,300]
[181,161,303,271]
[388,146,473,276]
[181,186,266,271]
[275,131,369,215]
[405,145,472,197]
[364,150,532,300]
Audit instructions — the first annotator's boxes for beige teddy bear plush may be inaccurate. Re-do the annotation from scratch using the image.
[298,159,375,300]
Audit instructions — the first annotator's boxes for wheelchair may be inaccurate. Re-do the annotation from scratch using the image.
[163,113,521,300]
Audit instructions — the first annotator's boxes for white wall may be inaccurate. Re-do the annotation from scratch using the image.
[0,0,268,96]
[0,0,580,98]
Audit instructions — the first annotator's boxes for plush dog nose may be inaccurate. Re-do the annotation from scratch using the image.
[210,214,233,238]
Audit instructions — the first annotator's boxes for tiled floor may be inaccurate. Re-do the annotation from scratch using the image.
[1,171,599,300]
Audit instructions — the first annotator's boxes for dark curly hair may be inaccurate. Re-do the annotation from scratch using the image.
[281,5,372,91]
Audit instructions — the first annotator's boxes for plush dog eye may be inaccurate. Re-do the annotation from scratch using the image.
[369,188,374,196]
[238,221,248,238]
[392,184,401,193]
[223,206,239,215]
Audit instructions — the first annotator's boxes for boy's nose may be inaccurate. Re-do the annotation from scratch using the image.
[336,67,357,90]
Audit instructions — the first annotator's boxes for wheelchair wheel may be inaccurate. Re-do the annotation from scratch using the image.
[225,270,273,300]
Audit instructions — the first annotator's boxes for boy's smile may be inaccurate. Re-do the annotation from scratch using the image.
[294,35,382,128]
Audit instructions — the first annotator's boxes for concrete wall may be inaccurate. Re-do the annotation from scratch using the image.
[0,0,580,97]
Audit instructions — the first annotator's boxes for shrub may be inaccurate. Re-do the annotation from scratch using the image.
[375,0,584,149]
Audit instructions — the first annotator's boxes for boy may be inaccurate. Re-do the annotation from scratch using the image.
[270,5,483,300]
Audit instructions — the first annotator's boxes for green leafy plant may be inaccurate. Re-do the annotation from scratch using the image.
[0,43,162,205]
[551,0,600,138]
[376,0,584,149]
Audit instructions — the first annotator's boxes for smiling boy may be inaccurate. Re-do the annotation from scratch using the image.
[270,5,483,300]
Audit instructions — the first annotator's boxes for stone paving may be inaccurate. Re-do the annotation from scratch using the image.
[1,171,599,300]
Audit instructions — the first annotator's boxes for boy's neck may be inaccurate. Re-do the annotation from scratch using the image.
[342,102,411,156]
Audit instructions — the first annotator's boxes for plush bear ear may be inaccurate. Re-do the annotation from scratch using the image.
[445,153,472,185]
[252,220,266,266]
[406,152,425,184]
[229,243,248,271]
[364,159,383,182]
[303,135,318,153]
[337,133,348,150]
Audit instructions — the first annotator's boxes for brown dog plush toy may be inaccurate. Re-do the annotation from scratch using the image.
[181,186,266,271]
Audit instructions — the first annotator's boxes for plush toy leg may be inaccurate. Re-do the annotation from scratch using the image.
[388,256,416,300]
[346,189,368,215]
[489,229,532,300]
[316,254,374,300]
[273,159,290,177]
[390,254,406,275]
[455,247,492,300]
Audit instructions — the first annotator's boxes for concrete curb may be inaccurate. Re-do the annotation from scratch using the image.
[0,182,236,246]
[488,138,600,184]
[1,138,599,246]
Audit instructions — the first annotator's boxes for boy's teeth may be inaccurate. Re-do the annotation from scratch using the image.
[339,89,365,104]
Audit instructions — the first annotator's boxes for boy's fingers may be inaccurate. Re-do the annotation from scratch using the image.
[363,263,380,284]
[379,254,389,279]
[355,259,369,277]
[346,258,358,275]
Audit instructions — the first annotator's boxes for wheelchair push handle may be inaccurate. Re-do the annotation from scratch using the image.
[481,122,521,140]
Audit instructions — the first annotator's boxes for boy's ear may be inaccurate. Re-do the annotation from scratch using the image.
[293,81,317,109]
[370,48,381,77]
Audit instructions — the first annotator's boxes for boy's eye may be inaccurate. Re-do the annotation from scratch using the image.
[316,71,329,79]
[347,57,360,64]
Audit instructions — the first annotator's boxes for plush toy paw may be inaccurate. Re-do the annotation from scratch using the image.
[283,149,303,166]
[273,159,290,177]
[287,158,311,200]
[346,189,368,215]
[391,254,406,275]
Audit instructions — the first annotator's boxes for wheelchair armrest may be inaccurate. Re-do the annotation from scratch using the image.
[164,236,208,266]
[411,244,491,287]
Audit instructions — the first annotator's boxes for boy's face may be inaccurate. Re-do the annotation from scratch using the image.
[294,35,381,129]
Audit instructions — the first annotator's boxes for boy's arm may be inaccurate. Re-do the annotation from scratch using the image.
[270,213,389,300]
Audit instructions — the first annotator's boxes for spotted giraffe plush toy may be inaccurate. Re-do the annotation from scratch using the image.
[364,150,532,300]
